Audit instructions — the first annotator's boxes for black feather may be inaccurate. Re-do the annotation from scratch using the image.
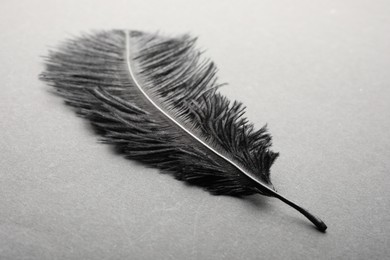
[40,30,326,232]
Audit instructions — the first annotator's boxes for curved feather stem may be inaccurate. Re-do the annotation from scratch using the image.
[270,191,327,232]
[125,30,276,191]
[125,30,327,232]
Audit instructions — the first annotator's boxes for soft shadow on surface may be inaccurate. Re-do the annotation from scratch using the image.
[242,194,270,208]
[44,101,324,234]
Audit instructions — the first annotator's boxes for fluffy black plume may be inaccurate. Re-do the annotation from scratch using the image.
[40,30,326,232]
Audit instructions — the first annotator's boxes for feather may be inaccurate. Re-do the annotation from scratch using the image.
[40,30,327,232]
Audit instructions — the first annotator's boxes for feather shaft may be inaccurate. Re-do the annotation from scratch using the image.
[124,31,326,232]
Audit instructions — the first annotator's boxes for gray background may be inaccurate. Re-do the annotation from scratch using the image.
[1,0,389,259]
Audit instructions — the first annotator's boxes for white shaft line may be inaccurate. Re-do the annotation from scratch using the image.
[124,30,276,195]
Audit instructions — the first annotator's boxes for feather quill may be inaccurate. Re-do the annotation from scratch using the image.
[40,30,327,232]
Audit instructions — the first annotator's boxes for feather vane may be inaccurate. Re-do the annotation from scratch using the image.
[41,30,326,232]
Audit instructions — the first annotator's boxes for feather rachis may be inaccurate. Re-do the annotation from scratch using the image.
[126,32,272,194]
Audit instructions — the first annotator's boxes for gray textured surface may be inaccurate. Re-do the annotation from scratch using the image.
[1,0,390,259]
